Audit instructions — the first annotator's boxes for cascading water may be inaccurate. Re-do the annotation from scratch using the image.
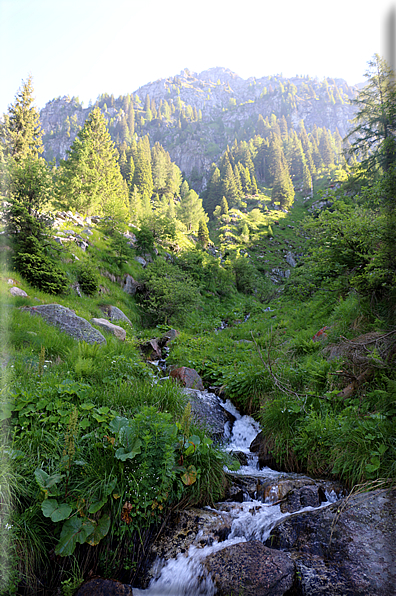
[133,391,340,596]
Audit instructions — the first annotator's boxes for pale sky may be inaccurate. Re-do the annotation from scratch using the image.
[0,0,395,114]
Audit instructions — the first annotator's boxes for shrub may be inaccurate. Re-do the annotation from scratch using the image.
[76,261,98,295]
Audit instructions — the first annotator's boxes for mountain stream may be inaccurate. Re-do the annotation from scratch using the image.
[133,394,341,596]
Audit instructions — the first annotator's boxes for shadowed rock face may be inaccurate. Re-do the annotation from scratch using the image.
[204,541,295,596]
[266,488,396,596]
[75,578,133,596]
[23,304,106,344]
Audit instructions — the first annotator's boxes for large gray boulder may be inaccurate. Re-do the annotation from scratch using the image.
[90,318,126,341]
[23,304,106,344]
[10,287,28,297]
[123,274,141,296]
[204,541,295,596]
[266,488,396,595]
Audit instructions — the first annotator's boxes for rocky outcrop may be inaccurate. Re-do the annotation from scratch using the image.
[250,431,282,471]
[266,488,396,595]
[90,318,126,341]
[123,274,141,296]
[23,304,106,344]
[204,541,295,596]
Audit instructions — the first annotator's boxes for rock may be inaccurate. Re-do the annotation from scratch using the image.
[204,541,295,596]
[23,304,106,344]
[183,388,232,439]
[266,488,396,595]
[75,578,133,595]
[250,431,283,471]
[285,251,297,267]
[160,328,180,345]
[100,305,132,325]
[10,287,28,297]
[170,367,204,390]
[134,256,147,267]
[123,274,140,295]
[140,338,162,360]
[90,318,126,341]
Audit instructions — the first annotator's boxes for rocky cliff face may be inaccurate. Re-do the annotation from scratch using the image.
[39,67,358,178]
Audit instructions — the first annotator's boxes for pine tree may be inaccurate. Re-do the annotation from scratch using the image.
[198,218,210,248]
[2,75,43,161]
[176,189,207,232]
[319,128,334,166]
[220,196,229,215]
[57,107,128,220]
[205,165,222,215]
[132,138,153,198]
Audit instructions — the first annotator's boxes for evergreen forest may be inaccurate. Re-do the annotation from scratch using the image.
[0,55,395,594]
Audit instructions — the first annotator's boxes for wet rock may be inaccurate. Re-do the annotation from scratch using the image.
[183,388,231,439]
[23,304,106,344]
[266,488,396,595]
[170,367,204,390]
[75,578,133,595]
[249,431,283,471]
[10,287,28,297]
[204,540,295,596]
[90,318,126,341]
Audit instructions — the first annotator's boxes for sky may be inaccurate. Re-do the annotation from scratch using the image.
[0,0,395,114]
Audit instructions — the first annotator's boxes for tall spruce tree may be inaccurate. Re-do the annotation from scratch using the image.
[198,218,210,248]
[57,107,128,220]
[2,75,43,161]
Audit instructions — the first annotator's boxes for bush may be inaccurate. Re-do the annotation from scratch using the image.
[13,236,68,295]
[76,261,98,295]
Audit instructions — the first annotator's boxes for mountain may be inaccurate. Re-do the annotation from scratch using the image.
[40,67,358,187]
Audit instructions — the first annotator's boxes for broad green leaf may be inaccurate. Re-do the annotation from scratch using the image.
[92,413,107,423]
[86,513,111,546]
[227,460,241,472]
[79,418,91,429]
[97,406,110,415]
[181,465,197,486]
[109,416,129,434]
[0,403,14,421]
[55,517,95,557]
[115,438,142,461]
[34,468,64,489]
[42,499,72,522]
[88,498,107,514]
[80,402,95,410]
[36,398,49,409]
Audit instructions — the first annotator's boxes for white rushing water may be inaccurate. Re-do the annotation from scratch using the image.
[133,393,337,596]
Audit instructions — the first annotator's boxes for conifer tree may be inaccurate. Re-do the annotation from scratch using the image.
[198,218,210,248]
[57,107,128,220]
[176,189,207,231]
[319,128,334,166]
[180,179,189,198]
[132,138,153,198]
[2,75,43,161]
[220,196,229,215]
[205,165,222,215]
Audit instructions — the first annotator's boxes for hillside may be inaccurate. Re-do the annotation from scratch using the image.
[40,66,358,183]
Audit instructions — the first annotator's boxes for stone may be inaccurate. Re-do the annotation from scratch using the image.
[90,318,126,341]
[266,488,396,595]
[24,304,106,344]
[75,578,133,596]
[123,274,140,295]
[10,287,28,297]
[161,328,180,344]
[170,367,204,390]
[100,305,132,325]
[204,541,295,596]
[183,388,232,438]
[285,251,297,267]
[140,338,162,360]
[250,431,283,471]
[134,256,147,267]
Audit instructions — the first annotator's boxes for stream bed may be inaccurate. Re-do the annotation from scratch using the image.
[133,393,342,596]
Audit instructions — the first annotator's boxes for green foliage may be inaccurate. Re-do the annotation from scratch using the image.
[138,258,201,325]
[76,261,98,295]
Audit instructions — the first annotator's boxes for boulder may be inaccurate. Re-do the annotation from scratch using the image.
[204,541,295,596]
[183,388,233,439]
[285,251,297,267]
[140,338,162,360]
[170,367,204,390]
[160,328,180,344]
[75,578,133,596]
[249,431,283,471]
[10,287,28,297]
[90,318,126,341]
[123,274,140,296]
[23,304,106,344]
[100,305,132,325]
[134,256,147,267]
[266,488,396,595]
